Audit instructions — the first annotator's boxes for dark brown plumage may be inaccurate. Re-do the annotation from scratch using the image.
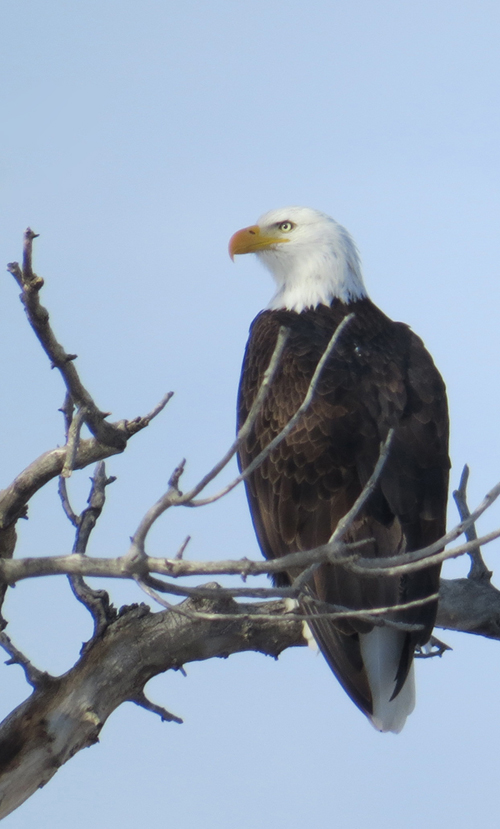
[237,298,449,726]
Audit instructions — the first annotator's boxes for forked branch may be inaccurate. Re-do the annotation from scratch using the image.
[1,230,172,534]
[8,229,125,449]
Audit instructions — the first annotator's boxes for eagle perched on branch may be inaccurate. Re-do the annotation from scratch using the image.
[230,207,449,732]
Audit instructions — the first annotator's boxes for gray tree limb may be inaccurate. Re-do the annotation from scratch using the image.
[1,572,500,820]
[0,595,303,820]
[437,577,500,639]
[0,394,172,531]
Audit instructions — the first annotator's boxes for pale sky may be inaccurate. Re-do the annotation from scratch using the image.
[1,2,500,827]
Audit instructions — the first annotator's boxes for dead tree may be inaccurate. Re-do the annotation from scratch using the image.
[0,230,499,819]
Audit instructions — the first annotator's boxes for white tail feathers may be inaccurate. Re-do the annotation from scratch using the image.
[359,627,416,734]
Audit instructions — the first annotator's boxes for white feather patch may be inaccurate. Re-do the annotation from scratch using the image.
[302,622,319,652]
[359,627,416,734]
[284,599,319,652]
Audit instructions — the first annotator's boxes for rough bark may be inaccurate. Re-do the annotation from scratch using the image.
[437,577,500,639]
[0,594,303,820]
[1,573,499,819]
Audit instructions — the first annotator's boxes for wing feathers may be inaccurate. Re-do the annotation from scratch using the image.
[237,299,449,729]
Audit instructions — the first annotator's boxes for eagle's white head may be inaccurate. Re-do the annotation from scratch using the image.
[229,206,367,312]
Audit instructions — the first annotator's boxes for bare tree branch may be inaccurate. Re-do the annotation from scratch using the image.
[59,392,75,440]
[69,463,117,555]
[130,690,183,724]
[351,527,500,578]
[292,429,394,592]
[60,462,118,642]
[0,523,498,590]
[8,229,125,449]
[188,313,356,508]
[137,577,436,630]
[0,631,54,689]
[1,484,500,591]
[1,229,172,539]
[58,477,79,527]
[0,539,365,585]
[437,577,500,639]
[61,405,88,478]
[0,392,172,531]
[123,314,354,575]
[1,572,499,820]
[453,464,492,581]
[125,325,291,559]
[350,478,500,576]
[0,597,303,820]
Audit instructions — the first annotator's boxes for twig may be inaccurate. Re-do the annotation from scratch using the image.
[351,527,500,578]
[72,462,117,555]
[331,430,394,544]
[59,393,75,441]
[8,234,123,449]
[292,430,394,593]
[59,463,117,641]
[130,391,174,429]
[168,459,186,494]
[61,406,88,478]
[136,573,436,631]
[127,316,354,563]
[0,630,53,688]
[126,328,291,558]
[180,326,290,501]
[296,591,435,629]
[58,477,79,527]
[179,326,290,501]
[172,609,423,629]
[22,227,40,279]
[453,465,492,582]
[189,314,355,508]
[0,391,173,529]
[130,691,183,724]
[350,478,500,576]
[140,573,294,601]
[134,576,178,612]
[175,536,191,559]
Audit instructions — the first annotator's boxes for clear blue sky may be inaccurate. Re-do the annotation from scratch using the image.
[1,2,500,827]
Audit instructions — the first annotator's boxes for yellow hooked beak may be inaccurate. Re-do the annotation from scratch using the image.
[228,225,289,260]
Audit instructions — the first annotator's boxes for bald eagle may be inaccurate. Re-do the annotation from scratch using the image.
[230,207,449,733]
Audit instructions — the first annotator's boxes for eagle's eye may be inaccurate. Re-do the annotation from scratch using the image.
[277,221,294,233]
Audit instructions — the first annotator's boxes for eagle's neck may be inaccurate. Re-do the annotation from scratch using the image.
[259,235,367,313]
